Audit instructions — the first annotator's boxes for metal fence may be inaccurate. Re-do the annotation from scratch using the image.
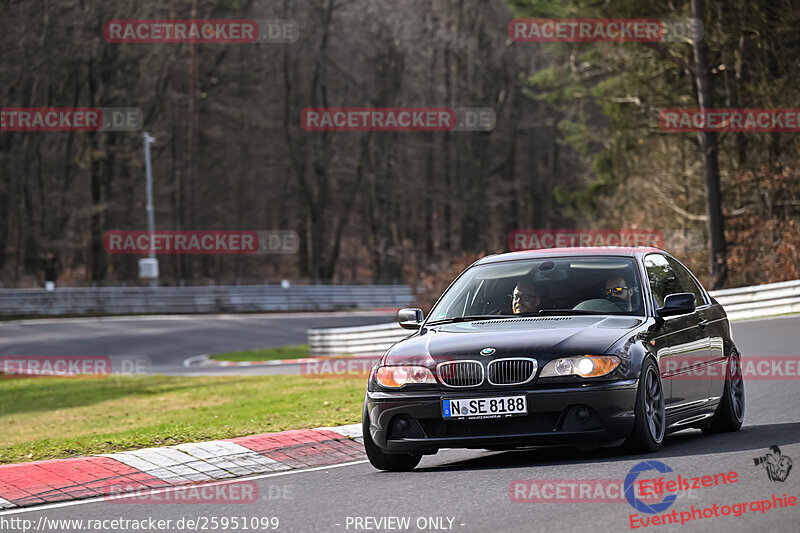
[0,285,414,317]
[307,279,800,356]
[307,322,411,357]
[710,279,800,321]
[2,277,796,329]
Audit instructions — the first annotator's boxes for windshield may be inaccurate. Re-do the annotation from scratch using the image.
[427,256,645,322]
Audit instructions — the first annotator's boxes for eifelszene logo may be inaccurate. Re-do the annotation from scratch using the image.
[753,445,793,482]
[625,461,677,514]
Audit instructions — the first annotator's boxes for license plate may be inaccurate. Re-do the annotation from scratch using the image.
[442,396,527,419]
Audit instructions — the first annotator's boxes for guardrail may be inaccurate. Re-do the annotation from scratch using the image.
[307,279,800,356]
[308,322,411,356]
[0,285,414,317]
[710,279,800,321]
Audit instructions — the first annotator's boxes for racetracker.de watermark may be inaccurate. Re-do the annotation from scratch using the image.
[104,20,298,43]
[104,230,299,254]
[301,108,495,132]
[0,108,142,131]
[660,108,800,132]
[509,18,703,43]
[661,355,800,381]
[0,355,151,378]
[301,355,449,379]
[509,229,664,250]
[104,481,265,504]
[301,356,380,379]
[509,479,702,504]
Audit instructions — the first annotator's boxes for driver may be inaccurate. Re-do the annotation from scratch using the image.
[604,275,634,311]
[512,279,541,314]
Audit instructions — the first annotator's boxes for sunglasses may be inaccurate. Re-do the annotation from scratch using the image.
[604,286,630,297]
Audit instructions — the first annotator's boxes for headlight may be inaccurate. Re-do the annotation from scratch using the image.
[540,355,620,378]
[375,365,437,388]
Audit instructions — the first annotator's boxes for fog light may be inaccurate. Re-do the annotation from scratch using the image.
[561,405,601,432]
[389,415,425,439]
[394,418,410,433]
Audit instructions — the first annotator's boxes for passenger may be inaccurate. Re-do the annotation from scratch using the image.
[512,279,541,314]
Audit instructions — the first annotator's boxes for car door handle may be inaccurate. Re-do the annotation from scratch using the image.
[698,318,709,328]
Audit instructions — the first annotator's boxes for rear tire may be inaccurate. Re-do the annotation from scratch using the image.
[702,350,744,434]
[624,358,665,453]
[362,403,422,471]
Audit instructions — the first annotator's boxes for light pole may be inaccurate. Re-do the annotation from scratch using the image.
[140,132,159,287]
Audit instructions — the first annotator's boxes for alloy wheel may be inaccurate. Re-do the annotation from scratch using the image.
[729,352,745,421]
[644,366,665,442]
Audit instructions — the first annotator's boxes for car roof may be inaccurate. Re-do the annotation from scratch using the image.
[474,246,665,265]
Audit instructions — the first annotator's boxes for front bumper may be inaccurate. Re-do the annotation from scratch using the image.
[365,379,638,453]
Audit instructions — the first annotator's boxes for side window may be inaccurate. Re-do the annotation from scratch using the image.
[666,257,707,307]
[643,254,682,308]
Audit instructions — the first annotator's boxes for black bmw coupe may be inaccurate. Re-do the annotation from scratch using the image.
[363,247,744,471]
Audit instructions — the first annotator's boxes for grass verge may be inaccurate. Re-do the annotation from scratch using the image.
[209,344,310,362]
[0,373,363,464]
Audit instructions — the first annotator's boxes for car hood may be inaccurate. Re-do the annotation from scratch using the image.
[385,315,644,363]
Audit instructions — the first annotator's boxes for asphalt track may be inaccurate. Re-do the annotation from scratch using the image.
[1,315,799,532]
[0,313,395,375]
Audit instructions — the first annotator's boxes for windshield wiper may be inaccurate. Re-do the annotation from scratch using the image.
[427,314,516,325]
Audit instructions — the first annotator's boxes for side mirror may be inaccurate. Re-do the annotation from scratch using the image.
[398,308,424,330]
[658,293,696,317]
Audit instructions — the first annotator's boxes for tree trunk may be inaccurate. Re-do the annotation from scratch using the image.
[691,0,727,288]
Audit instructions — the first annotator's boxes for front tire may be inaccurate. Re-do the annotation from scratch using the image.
[702,350,744,433]
[624,358,666,453]
[362,402,422,471]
